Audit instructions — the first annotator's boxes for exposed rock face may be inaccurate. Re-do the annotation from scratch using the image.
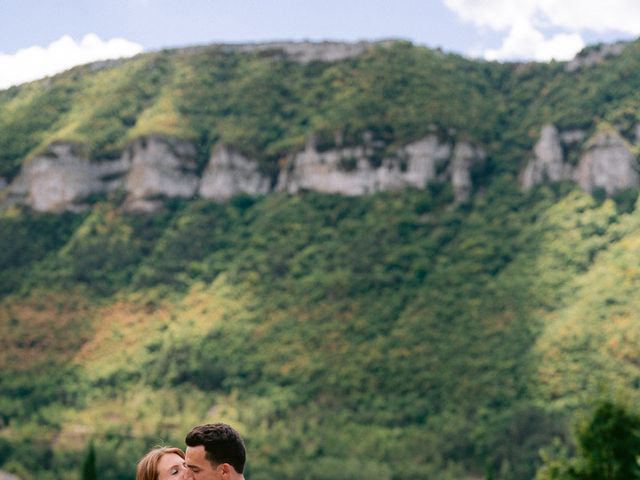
[400,136,453,188]
[451,142,480,203]
[277,143,383,196]
[560,129,586,144]
[566,42,626,72]
[575,130,639,194]
[521,125,573,189]
[2,136,199,212]
[183,40,396,64]
[522,124,639,195]
[276,135,481,200]
[123,136,199,211]
[2,134,484,212]
[0,471,21,480]
[2,143,126,212]
[199,145,270,201]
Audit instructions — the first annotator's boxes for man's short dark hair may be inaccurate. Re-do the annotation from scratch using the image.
[185,423,246,473]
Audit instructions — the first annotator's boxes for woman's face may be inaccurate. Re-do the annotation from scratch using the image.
[157,452,192,480]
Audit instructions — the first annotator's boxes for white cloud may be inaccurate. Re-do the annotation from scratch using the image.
[444,0,538,30]
[536,0,640,33]
[0,34,144,90]
[443,0,640,61]
[484,21,585,61]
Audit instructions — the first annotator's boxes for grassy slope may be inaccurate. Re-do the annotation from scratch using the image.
[2,41,640,480]
[0,42,508,180]
[2,183,640,480]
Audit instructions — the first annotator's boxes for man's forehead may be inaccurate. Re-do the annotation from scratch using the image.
[185,445,207,461]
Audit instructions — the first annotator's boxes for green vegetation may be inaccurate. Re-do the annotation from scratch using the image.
[81,442,97,480]
[0,41,510,179]
[537,400,640,480]
[2,181,640,479]
[2,40,640,479]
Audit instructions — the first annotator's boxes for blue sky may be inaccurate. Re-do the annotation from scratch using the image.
[1,0,638,88]
[0,0,491,53]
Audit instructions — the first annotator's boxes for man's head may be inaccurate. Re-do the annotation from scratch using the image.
[184,423,246,479]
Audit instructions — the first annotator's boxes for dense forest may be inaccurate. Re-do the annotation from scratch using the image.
[1,40,640,479]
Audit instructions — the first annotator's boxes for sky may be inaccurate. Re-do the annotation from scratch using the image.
[0,0,639,89]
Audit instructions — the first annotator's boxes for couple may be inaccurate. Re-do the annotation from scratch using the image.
[137,423,246,480]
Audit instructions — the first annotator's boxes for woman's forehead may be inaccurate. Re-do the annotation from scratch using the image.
[158,452,185,467]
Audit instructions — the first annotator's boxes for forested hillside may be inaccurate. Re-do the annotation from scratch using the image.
[1,40,640,480]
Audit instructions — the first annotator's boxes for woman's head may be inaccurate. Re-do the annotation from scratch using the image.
[136,447,192,480]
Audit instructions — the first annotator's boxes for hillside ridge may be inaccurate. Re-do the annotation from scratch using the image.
[1,37,640,212]
[2,36,640,480]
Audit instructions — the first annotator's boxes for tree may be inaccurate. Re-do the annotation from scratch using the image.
[81,441,97,480]
[536,401,640,480]
[576,401,640,480]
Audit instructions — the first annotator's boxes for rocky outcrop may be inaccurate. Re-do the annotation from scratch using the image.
[521,125,574,189]
[560,129,586,144]
[566,42,626,72]
[277,143,385,195]
[576,130,639,194]
[277,135,483,200]
[0,471,21,480]
[182,40,397,64]
[450,142,479,203]
[199,144,270,201]
[2,134,484,212]
[122,136,199,211]
[2,143,126,212]
[522,124,640,195]
[399,136,453,189]
[2,136,199,213]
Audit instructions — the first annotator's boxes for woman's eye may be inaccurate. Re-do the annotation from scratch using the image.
[170,467,179,475]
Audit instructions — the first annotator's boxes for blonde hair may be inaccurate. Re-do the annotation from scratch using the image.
[136,447,185,480]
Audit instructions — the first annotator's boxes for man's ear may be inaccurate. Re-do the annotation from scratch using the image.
[220,463,232,479]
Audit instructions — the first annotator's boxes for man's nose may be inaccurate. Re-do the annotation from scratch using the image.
[181,465,195,479]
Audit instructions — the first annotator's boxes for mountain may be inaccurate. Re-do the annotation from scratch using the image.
[1,39,640,480]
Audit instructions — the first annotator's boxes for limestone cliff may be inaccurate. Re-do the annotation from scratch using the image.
[122,136,199,211]
[522,124,640,194]
[450,142,481,203]
[2,143,125,212]
[2,136,199,213]
[0,471,21,480]
[521,125,573,189]
[1,134,484,212]
[566,42,626,72]
[277,135,483,201]
[199,144,271,201]
[7,123,638,214]
[576,130,639,194]
[181,40,397,64]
